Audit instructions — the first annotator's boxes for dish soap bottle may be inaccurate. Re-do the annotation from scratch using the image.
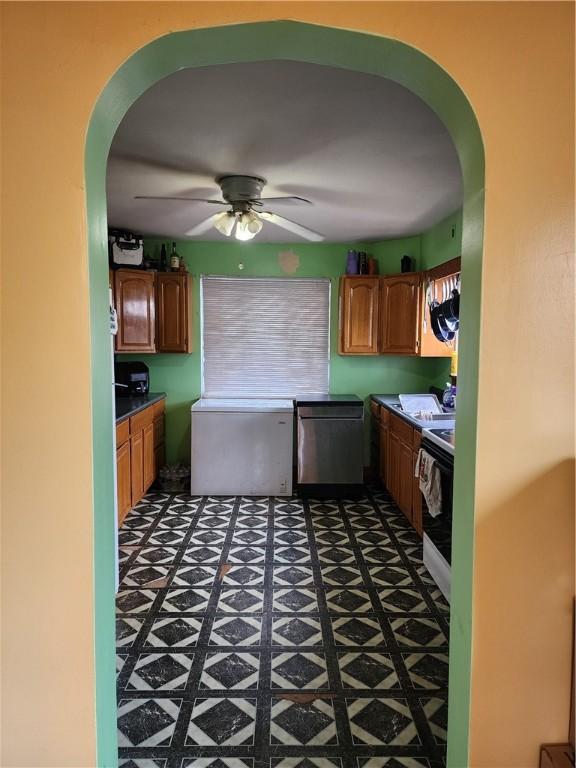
[170,242,180,271]
[442,381,454,409]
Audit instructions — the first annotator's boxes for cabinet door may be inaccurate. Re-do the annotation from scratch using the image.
[380,274,420,355]
[143,422,155,492]
[114,270,156,353]
[116,440,131,527]
[379,424,388,486]
[156,273,192,353]
[130,430,144,507]
[338,276,380,354]
[398,440,414,522]
[387,431,399,503]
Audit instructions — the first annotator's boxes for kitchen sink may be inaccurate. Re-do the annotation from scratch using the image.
[390,403,455,421]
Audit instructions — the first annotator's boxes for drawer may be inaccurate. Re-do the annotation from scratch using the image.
[389,412,413,446]
[151,398,165,419]
[413,429,422,451]
[380,406,390,426]
[130,404,155,435]
[116,418,130,447]
[370,400,380,421]
[153,414,165,448]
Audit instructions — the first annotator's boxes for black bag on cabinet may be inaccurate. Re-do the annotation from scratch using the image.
[108,230,144,268]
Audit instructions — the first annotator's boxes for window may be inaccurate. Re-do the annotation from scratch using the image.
[201,276,330,398]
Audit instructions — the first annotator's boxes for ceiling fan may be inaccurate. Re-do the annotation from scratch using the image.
[134,174,324,242]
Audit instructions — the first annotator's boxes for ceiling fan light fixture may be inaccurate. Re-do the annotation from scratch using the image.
[213,211,235,237]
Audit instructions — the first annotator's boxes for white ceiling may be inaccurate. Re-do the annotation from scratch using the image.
[107,60,463,243]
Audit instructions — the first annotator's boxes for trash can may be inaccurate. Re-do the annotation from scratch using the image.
[158,464,191,493]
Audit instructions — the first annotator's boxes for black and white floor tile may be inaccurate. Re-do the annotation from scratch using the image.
[117,489,449,768]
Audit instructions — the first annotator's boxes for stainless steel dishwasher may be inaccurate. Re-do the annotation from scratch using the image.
[297,403,364,485]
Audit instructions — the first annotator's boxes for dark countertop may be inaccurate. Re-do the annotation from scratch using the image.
[295,394,363,407]
[115,392,166,424]
[370,393,455,432]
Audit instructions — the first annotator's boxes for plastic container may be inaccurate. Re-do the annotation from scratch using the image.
[158,463,191,492]
[346,250,358,274]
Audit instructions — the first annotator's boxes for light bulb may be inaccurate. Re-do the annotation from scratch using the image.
[213,211,235,237]
[245,211,263,235]
[235,213,257,241]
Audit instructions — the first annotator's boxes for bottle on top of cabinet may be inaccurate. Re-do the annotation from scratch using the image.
[170,242,180,271]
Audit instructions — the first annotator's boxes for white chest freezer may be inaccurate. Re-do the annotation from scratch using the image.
[190,399,294,496]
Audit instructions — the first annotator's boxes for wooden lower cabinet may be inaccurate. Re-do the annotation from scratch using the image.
[116,440,132,526]
[398,440,414,521]
[376,403,423,537]
[143,422,155,491]
[116,398,166,526]
[130,430,144,506]
[387,431,399,503]
[153,413,165,474]
[379,422,388,486]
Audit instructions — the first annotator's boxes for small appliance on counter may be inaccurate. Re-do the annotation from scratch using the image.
[114,361,149,397]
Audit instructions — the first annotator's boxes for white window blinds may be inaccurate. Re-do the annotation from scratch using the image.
[201,276,330,398]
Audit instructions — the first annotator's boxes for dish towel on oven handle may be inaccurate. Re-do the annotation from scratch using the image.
[415,449,443,517]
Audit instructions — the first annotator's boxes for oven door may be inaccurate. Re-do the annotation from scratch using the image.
[420,438,454,564]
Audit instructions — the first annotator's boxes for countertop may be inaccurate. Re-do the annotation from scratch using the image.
[115,392,166,424]
[370,393,456,431]
[295,394,363,407]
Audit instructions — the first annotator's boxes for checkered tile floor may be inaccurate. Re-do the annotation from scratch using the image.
[116,489,450,768]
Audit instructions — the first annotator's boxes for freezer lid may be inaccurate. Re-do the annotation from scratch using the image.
[191,398,295,413]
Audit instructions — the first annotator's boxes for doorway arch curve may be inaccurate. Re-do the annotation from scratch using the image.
[86,21,484,767]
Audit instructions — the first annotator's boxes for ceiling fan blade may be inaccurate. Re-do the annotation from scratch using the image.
[259,196,312,206]
[185,214,221,236]
[259,211,324,242]
[134,196,227,204]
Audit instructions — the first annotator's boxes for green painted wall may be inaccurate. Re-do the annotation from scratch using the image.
[422,208,463,269]
[117,233,449,463]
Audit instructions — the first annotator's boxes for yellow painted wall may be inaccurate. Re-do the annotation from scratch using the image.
[1,3,573,767]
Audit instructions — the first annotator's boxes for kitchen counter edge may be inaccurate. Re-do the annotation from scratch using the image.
[116,392,167,424]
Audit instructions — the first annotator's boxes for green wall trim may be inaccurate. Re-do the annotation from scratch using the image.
[85,21,484,767]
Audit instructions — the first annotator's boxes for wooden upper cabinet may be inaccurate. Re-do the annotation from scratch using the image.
[338,276,380,355]
[114,270,156,353]
[419,274,457,358]
[380,273,420,355]
[156,273,192,353]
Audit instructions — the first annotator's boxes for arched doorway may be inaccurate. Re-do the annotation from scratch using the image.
[85,21,484,767]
